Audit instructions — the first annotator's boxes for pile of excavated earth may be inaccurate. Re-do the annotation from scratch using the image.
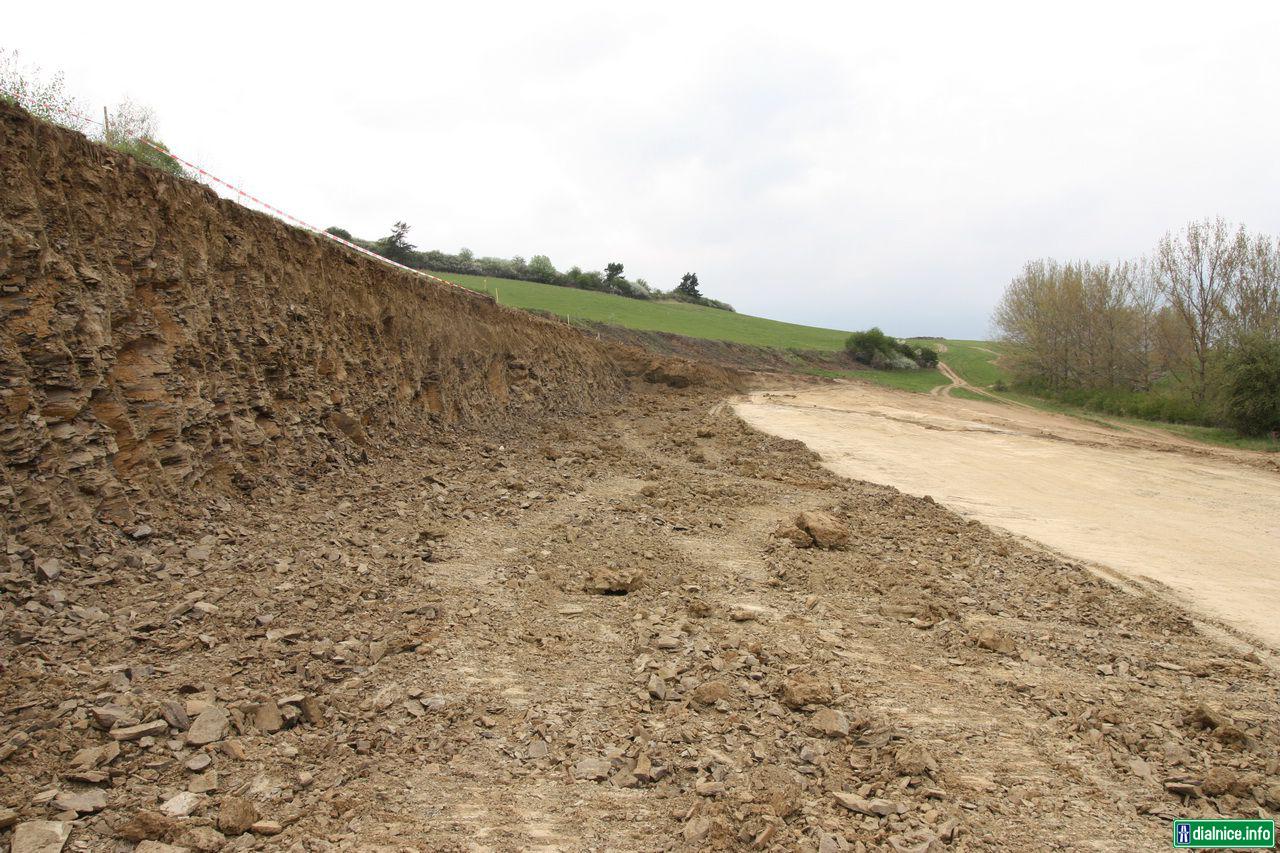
[2,102,1278,852]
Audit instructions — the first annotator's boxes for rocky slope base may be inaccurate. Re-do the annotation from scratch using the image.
[2,386,1278,852]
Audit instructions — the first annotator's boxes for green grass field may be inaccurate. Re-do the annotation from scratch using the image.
[439,272,852,350]
[937,340,1008,387]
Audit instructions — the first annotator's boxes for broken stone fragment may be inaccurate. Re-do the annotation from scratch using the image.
[326,411,368,445]
[1202,766,1238,796]
[832,792,901,816]
[91,705,132,730]
[695,779,725,796]
[216,796,258,835]
[250,819,282,835]
[115,811,177,843]
[51,789,106,814]
[809,708,850,737]
[188,770,218,793]
[690,680,732,705]
[161,701,191,732]
[110,719,169,741]
[779,675,833,709]
[975,627,1017,655]
[887,830,943,852]
[633,753,655,783]
[895,742,939,777]
[252,700,283,733]
[160,791,204,818]
[175,826,226,850]
[11,821,71,853]
[297,696,323,726]
[35,558,63,582]
[186,707,229,745]
[0,731,30,763]
[572,757,612,781]
[772,521,814,548]
[583,567,644,595]
[794,511,849,548]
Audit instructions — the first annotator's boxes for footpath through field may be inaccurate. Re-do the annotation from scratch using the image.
[736,383,1280,649]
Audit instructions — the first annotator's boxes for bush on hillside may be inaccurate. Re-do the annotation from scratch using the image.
[1221,335,1280,436]
[102,99,186,177]
[111,136,185,176]
[845,328,936,370]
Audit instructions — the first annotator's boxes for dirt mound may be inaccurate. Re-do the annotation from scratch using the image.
[0,101,627,542]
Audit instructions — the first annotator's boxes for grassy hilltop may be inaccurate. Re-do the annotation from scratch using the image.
[440,272,853,351]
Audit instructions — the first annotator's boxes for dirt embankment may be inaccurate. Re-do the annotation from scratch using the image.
[0,101,642,541]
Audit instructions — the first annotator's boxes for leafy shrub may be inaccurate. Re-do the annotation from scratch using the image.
[845,328,930,368]
[1017,380,1211,425]
[844,327,896,365]
[1221,335,1280,436]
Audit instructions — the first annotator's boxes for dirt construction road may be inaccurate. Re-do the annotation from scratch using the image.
[736,383,1280,649]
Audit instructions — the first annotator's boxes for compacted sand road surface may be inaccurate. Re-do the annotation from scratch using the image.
[737,383,1280,649]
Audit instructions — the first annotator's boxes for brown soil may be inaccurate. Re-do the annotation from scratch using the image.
[5,386,1280,852]
[3,103,1279,852]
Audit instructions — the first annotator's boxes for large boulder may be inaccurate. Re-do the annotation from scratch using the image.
[794,511,849,549]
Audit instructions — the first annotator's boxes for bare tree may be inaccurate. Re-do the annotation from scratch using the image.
[1154,217,1243,402]
[1225,231,1280,344]
[995,258,1159,392]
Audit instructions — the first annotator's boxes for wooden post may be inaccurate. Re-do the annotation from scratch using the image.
[102,106,109,139]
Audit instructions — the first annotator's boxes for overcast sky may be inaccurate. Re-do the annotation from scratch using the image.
[8,2,1280,338]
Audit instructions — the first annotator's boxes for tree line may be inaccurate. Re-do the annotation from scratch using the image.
[994,218,1280,436]
[327,222,735,312]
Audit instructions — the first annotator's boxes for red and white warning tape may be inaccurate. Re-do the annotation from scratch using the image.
[5,94,484,300]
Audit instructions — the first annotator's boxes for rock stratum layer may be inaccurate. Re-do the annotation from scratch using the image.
[0,101,625,538]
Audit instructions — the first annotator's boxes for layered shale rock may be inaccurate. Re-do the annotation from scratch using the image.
[0,101,624,539]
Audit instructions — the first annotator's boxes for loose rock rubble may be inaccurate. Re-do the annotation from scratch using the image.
[3,385,1277,851]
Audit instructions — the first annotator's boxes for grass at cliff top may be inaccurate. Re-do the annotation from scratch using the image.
[437,272,853,350]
